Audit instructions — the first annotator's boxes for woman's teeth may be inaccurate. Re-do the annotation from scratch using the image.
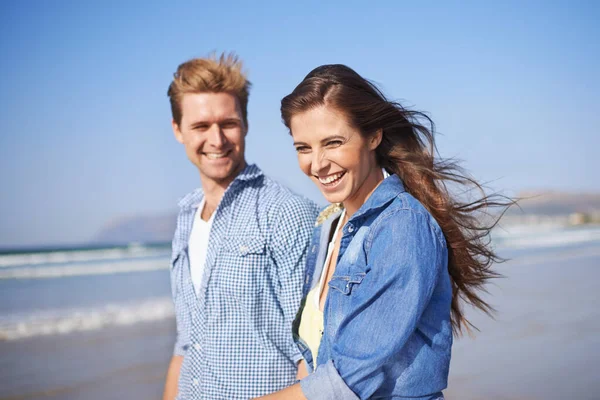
[318,172,345,185]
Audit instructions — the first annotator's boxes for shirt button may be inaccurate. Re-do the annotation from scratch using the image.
[239,245,248,253]
[193,378,199,386]
[194,343,200,350]
[347,224,354,233]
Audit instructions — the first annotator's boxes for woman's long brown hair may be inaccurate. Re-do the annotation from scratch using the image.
[281,64,514,334]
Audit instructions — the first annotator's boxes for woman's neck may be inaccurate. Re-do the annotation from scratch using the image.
[343,167,384,217]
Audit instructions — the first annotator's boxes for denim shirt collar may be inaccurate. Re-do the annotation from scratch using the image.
[349,174,406,222]
[177,163,263,210]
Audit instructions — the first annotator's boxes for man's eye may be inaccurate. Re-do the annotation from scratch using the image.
[194,125,209,131]
[221,121,239,129]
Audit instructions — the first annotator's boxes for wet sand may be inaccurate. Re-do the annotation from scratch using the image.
[0,319,175,400]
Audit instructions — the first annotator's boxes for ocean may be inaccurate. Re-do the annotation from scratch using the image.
[1,225,599,399]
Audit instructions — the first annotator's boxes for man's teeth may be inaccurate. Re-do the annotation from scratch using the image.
[319,172,344,184]
[205,152,228,159]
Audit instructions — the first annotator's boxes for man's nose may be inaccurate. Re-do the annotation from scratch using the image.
[206,123,226,148]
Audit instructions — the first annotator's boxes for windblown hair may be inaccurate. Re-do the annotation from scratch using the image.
[281,64,513,334]
[167,52,251,126]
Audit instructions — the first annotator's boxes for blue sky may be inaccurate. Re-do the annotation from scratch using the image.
[0,0,598,247]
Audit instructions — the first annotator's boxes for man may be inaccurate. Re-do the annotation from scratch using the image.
[162,53,318,400]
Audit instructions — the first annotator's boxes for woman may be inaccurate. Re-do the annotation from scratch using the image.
[258,65,507,400]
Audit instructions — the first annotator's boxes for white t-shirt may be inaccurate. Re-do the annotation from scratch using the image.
[188,199,214,295]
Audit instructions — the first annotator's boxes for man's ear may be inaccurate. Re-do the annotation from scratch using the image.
[369,129,383,150]
[172,120,184,144]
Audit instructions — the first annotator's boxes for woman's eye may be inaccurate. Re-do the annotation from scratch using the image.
[295,146,310,153]
[326,140,342,147]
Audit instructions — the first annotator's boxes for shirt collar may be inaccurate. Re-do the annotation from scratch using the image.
[349,174,406,221]
[177,163,264,210]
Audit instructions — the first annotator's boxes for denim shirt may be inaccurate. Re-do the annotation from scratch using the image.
[295,174,453,400]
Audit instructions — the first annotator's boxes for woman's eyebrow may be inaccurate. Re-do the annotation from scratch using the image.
[320,135,345,144]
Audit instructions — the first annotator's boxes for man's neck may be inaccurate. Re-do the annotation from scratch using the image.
[199,180,227,222]
[198,163,246,221]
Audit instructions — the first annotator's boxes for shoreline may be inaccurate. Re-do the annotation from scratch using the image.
[1,243,599,399]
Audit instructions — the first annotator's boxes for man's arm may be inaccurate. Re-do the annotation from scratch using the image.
[270,196,319,363]
[163,355,183,400]
[164,225,190,400]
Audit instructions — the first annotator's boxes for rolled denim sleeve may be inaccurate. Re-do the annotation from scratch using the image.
[270,196,319,363]
[301,209,447,399]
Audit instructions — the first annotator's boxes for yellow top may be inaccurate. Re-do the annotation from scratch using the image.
[298,209,346,363]
[298,285,325,361]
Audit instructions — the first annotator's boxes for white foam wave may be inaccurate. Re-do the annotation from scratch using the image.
[0,258,169,279]
[0,245,170,268]
[0,297,175,341]
[493,225,600,250]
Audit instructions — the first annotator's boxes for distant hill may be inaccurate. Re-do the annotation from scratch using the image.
[91,191,600,244]
[507,191,600,216]
[92,212,177,245]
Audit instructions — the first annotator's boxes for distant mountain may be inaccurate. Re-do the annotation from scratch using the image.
[91,191,600,244]
[92,212,177,245]
[507,191,600,216]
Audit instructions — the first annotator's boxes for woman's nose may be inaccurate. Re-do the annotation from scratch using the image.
[310,149,329,175]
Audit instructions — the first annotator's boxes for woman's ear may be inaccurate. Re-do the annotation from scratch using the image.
[369,129,383,150]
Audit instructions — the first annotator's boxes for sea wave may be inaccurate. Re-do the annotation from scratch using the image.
[0,297,174,341]
[0,258,169,279]
[0,245,170,268]
[493,225,600,250]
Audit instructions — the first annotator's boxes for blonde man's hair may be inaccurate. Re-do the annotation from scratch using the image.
[167,52,251,126]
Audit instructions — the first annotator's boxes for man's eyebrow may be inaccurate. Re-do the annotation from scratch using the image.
[188,117,241,128]
[188,120,210,128]
[220,117,242,123]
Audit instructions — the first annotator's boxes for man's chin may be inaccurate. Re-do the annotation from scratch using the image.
[199,165,240,184]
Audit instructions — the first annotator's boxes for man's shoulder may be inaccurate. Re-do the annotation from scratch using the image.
[251,174,319,225]
[258,174,316,207]
[176,188,204,211]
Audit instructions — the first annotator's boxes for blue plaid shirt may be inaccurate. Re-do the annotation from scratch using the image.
[170,164,319,399]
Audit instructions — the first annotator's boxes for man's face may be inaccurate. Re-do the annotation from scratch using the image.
[173,92,247,187]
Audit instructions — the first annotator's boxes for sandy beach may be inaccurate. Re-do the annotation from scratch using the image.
[1,242,599,399]
[0,320,175,400]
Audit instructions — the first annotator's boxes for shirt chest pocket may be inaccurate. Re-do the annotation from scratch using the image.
[216,236,269,299]
[328,272,366,295]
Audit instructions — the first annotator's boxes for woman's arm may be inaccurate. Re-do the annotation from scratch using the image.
[300,209,447,399]
[297,359,309,380]
[254,383,306,400]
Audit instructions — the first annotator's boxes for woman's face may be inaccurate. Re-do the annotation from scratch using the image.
[290,105,382,209]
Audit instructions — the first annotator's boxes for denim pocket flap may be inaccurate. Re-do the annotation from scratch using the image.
[328,272,366,295]
[222,236,266,256]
